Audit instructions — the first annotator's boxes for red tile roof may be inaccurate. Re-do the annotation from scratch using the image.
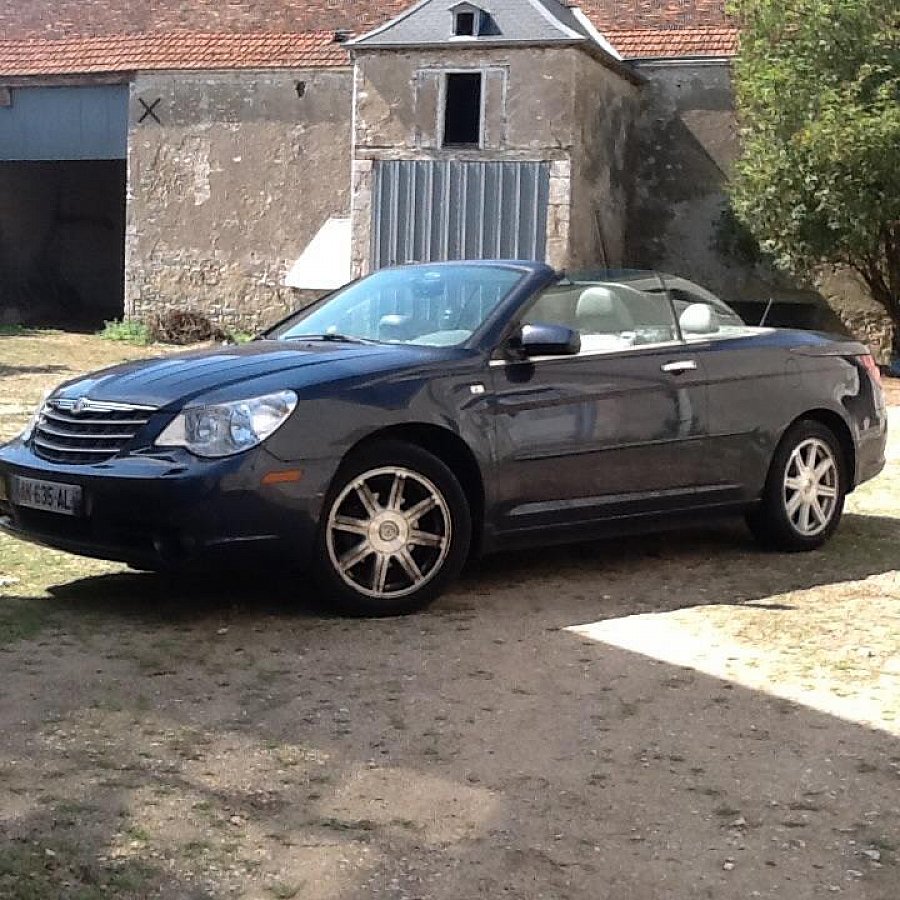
[574,1,729,31]
[0,1,730,42]
[0,1,413,42]
[0,3,737,76]
[606,26,739,59]
[0,31,350,76]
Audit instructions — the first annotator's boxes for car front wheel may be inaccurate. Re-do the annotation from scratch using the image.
[314,441,471,616]
[748,419,847,551]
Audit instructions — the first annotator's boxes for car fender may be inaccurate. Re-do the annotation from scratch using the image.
[264,364,494,489]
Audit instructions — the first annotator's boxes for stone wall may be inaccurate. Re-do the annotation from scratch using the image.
[819,268,894,362]
[837,310,893,363]
[125,67,352,331]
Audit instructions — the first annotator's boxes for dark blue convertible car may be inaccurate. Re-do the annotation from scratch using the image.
[0,262,887,615]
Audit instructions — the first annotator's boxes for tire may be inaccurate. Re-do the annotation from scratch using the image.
[313,440,471,616]
[747,419,847,552]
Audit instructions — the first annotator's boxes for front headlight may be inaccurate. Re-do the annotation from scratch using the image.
[156,390,298,458]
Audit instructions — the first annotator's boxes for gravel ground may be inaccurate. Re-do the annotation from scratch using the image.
[0,332,898,899]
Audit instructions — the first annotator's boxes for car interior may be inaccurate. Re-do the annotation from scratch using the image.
[520,279,764,355]
[523,283,680,352]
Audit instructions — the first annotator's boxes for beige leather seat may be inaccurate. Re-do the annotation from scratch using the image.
[679,302,719,335]
[576,286,635,335]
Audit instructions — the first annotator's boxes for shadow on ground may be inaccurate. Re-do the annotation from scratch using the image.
[0,364,70,378]
[1,513,898,898]
[33,513,900,627]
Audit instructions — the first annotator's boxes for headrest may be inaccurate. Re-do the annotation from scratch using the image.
[679,302,718,335]
[577,286,620,318]
[378,314,413,340]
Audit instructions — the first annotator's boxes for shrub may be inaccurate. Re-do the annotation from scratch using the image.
[146,310,227,345]
[99,319,152,345]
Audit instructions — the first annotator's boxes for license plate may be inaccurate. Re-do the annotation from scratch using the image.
[11,476,82,516]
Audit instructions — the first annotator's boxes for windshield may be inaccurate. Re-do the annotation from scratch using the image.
[270,264,526,348]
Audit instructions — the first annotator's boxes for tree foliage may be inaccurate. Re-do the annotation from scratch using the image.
[729,0,900,346]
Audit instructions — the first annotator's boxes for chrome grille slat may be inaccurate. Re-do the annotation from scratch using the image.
[42,409,150,428]
[36,422,143,441]
[33,437,124,455]
[32,398,156,464]
[51,398,156,413]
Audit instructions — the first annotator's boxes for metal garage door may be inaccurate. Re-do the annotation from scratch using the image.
[0,85,128,161]
[371,160,549,269]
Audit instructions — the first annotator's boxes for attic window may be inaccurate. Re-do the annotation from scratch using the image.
[454,11,476,36]
[443,73,482,147]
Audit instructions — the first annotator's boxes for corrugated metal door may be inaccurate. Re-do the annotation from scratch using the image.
[371,160,549,269]
[0,86,128,161]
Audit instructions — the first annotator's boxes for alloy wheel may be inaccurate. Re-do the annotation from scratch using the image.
[782,437,839,537]
[325,466,452,600]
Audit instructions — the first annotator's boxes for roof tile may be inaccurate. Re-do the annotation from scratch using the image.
[574,1,730,31]
[0,31,349,76]
[605,26,738,58]
[0,3,736,76]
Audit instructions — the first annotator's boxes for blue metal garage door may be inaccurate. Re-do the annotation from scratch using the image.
[0,85,128,161]
[371,160,550,269]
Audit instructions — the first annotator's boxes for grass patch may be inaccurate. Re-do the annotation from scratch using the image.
[0,840,161,900]
[316,816,377,833]
[0,597,56,647]
[98,319,152,346]
[269,883,303,899]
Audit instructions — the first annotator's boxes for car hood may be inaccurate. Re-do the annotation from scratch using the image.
[52,340,441,409]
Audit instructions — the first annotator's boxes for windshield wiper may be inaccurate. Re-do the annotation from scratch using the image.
[284,333,379,345]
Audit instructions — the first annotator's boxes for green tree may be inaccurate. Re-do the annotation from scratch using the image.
[728,0,900,353]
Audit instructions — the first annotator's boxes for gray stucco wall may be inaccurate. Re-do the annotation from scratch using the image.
[353,46,587,157]
[125,68,352,331]
[568,51,640,270]
[626,61,750,297]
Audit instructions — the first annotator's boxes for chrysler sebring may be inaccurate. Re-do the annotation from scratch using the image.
[0,263,887,615]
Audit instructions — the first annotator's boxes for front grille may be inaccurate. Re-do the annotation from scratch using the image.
[32,398,156,464]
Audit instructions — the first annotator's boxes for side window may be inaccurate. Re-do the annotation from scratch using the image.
[521,282,679,354]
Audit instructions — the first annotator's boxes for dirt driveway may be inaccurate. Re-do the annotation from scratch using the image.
[1,332,898,899]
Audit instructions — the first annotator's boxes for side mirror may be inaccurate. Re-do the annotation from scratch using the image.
[513,322,581,357]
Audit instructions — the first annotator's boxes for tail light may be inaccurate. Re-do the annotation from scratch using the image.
[859,353,882,385]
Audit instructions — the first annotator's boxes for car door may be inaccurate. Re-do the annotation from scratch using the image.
[487,280,714,534]
[666,279,790,497]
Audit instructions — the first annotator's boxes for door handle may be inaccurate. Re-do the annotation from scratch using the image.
[661,360,698,374]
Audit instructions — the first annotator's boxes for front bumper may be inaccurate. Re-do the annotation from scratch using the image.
[0,440,337,570]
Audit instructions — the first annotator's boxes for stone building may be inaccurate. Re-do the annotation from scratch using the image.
[1,0,757,332]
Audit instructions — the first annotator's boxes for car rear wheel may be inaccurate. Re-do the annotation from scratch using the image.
[747,419,847,551]
[314,441,471,616]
